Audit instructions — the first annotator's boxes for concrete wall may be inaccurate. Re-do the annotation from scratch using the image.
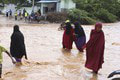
[40,3,58,15]
[1,0,76,15]
[60,0,76,11]
[67,0,76,9]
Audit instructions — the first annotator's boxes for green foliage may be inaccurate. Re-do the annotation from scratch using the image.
[95,8,117,23]
[80,17,96,25]
[68,9,96,24]
[72,0,120,24]
[0,0,27,5]
[46,12,68,23]
[116,9,120,20]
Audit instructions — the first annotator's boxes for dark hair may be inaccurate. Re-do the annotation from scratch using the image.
[74,21,85,37]
[74,21,82,32]
[74,21,81,28]
[14,25,20,32]
[65,22,72,35]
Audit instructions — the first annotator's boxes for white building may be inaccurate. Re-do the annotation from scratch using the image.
[1,0,76,15]
[36,0,76,15]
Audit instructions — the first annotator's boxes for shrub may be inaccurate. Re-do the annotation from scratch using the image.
[84,4,94,13]
[116,9,120,20]
[68,9,96,25]
[95,8,117,23]
[46,12,68,23]
[80,17,96,25]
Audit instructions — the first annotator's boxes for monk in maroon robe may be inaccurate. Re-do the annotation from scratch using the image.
[62,22,75,50]
[85,22,105,74]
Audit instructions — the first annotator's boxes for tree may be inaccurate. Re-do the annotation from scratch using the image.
[0,0,5,6]
[0,0,27,5]
[71,0,120,23]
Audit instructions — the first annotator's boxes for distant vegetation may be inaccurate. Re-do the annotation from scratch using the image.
[0,0,40,5]
[0,0,27,5]
[0,0,120,24]
[44,0,120,24]
[70,0,120,24]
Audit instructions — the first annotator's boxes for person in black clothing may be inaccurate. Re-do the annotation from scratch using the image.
[9,9,12,17]
[10,25,27,64]
[74,21,86,52]
[6,12,8,17]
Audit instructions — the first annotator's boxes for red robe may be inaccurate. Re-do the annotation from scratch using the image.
[85,29,105,72]
[62,28,75,49]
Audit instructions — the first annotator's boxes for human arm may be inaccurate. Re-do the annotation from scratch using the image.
[5,51,16,64]
[82,44,86,50]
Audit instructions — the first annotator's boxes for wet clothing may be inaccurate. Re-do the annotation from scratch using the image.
[0,46,7,77]
[6,12,8,17]
[0,46,7,64]
[74,26,85,37]
[62,28,75,49]
[74,26,86,51]
[85,29,105,72]
[75,36,86,51]
[0,64,2,77]
[10,26,27,59]
[15,57,22,62]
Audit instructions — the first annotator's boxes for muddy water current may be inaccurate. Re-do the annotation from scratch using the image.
[0,15,120,80]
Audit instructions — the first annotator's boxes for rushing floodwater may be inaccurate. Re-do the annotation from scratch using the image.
[0,15,120,80]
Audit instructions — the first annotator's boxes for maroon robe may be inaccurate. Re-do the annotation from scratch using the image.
[62,28,75,49]
[85,29,105,72]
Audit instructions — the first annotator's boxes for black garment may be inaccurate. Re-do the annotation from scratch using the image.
[15,16,17,20]
[10,26,27,59]
[65,22,72,35]
[0,64,2,78]
[74,26,85,38]
[9,10,12,16]
[6,12,8,17]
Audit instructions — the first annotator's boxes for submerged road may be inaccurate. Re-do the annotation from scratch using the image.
[0,15,120,80]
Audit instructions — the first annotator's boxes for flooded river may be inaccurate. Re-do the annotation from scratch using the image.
[0,15,120,80]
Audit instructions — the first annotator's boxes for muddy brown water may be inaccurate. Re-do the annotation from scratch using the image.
[0,15,120,80]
